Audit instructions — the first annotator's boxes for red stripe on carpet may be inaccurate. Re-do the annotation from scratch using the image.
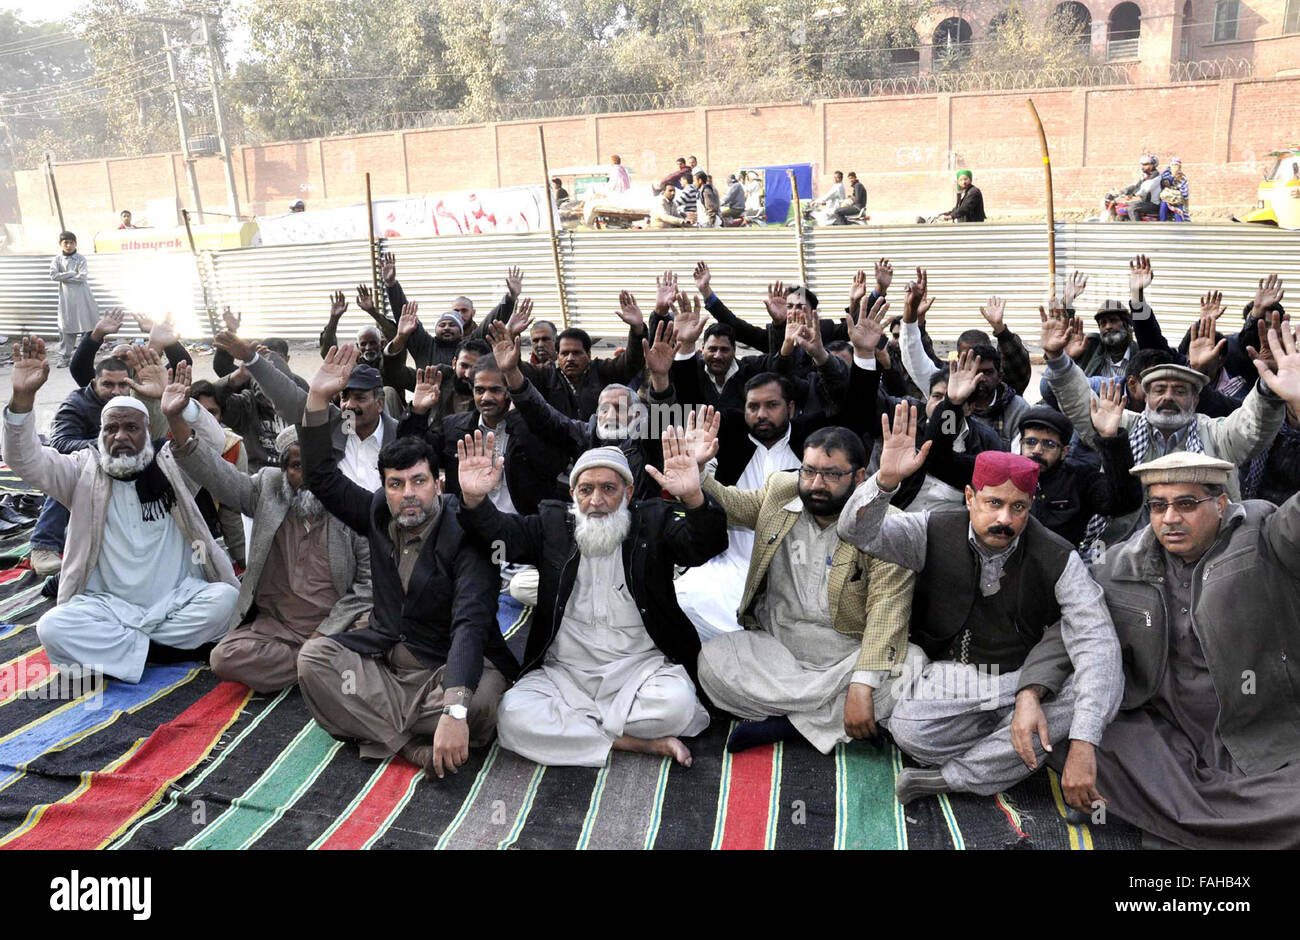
[0,567,29,584]
[0,649,52,704]
[0,681,251,850]
[316,759,421,850]
[719,746,775,850]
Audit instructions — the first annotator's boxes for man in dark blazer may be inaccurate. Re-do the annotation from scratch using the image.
[296,345,517,779]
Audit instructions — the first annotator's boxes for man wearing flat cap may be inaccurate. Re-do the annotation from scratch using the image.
[1041,301,1286,546]
[1076,299,1139,381]
[216,333,398,491]
[840,403,1122,807]
[924,350,1142,547]
[1075,324,1300,847]
[457,432,728,768]
[170,413,373,693]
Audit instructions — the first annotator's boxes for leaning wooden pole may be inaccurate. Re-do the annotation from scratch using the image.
[1026,98,1057,286]
[538,126,570,329]
[365,171,383,318]
[182,208,220,338]
[45,153,65,232]
[787,168,809,286]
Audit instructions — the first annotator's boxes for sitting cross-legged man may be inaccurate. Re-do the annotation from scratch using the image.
[458,430,728,768]
[296,346,516,778]
[2,342,238,682]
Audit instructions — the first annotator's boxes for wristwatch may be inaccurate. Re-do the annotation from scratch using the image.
[442,704,468,720]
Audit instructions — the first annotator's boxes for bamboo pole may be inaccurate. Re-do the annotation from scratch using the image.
[365,171,383,318]
[787,169,808,286]
[538,126,570,330]
[1026,98,1057,286]
[182,208,220,338]
[45,153,65,232]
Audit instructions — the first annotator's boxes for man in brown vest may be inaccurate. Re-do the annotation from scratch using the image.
[838,402,1122,809]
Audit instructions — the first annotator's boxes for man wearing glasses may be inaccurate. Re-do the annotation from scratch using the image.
[1080,324,1300,848]
[693,422,916,755]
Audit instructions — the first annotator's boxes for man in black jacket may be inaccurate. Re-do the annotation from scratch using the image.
[458,431,728,768]
[296,346,516,779]
[924,352,1142,547]
[942,169,985,222]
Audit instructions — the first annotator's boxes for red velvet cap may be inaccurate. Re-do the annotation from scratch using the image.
[971,450,1040,496]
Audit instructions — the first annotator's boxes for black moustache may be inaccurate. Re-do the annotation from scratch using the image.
[988,525,1016,537]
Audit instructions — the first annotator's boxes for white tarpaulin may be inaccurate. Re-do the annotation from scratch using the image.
[256,186,555,244]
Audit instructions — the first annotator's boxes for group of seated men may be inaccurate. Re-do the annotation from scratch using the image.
[5,252,1299,850]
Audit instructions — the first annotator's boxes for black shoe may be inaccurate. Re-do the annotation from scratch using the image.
[40,573,60,598]
[146,641,218,665]
[0,495,37,520]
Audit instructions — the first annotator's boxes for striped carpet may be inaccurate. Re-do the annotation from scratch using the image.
[0,472,1139,850]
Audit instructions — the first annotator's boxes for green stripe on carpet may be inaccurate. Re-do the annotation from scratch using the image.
[834,740,899,850]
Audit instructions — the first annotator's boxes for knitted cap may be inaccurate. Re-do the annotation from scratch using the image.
[275,425,298,455]
[569,446,633,489]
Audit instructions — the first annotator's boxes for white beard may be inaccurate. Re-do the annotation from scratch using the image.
[571,502,632,557]
[1144,404,1193,433]
[99,438,155,479]
[280,476,325,521]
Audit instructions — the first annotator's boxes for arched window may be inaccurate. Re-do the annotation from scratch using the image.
[889,25,921,71]
[1180,0,1194,58]
[932,17,973,64]
[1051,1,1093,49]
[1108,2,1142,59]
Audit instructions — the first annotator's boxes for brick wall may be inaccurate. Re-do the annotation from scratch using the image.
[13,74,1300,240]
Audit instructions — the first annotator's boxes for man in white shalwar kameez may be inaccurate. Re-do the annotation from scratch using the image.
[48,232,99,368]
[457,436,729,767]
[2,341,238,683]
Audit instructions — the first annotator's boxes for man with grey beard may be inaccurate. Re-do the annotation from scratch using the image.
[458,434,728,767]
[170,403,373,693]
[1041,300,1286,547]
[2,342,239,683]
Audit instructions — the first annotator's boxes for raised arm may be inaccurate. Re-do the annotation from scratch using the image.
[300,346,374,535]
[455,430,547,566]
[2,338,84,506]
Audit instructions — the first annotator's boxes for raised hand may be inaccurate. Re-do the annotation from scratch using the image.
[692,261,711,298]
[355,284,376,314]
[1063,270,1088,308]
[214,330,259,363]
[1252,321,1300,409]
[488,320,522,373]
[1186,314,1227,376]
[764,281,789,324]
[901,268,929,324]
[505,265,523,298]
[645,426,705,505]
[672,292,708,348]
[655,270,678,313]
[397,302,420,338]
[381,252,397,286]
[92,308,125,342]
[330,290,348,321]
[848,269,868,313]
[9,336,50,405]
[617,290,646,332]
[411,366,443,416]
[1090,378,1128,438]
[123,345,167,400]
[876,401,932,490]
[1128,254,1153,296]
[1039,297,1071,358]
[1064,315,1087,360]
[310,345,359,404]
[945,349,982,405]
[221,305,242,334]
[874,257,893,295]
[643,319,678,377]
[1253,273,1285,317]
[1246,311,1287,371]
[147,313,180,350]
[846,295,889,356]
[508,296,535,341]
[456,430,503,507]
[793,307,826,362]
[683,405,721,467]
[161,359,192,418]
[980,296,1006,333]
[1199,289,1226,322]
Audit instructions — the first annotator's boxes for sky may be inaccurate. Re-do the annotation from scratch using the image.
[3,0,253,62]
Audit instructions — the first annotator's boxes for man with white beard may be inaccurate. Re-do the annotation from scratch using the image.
[1041,300,1286,546]
[458,434,729,767]
[170,397,374,693]
[2,340,239,683]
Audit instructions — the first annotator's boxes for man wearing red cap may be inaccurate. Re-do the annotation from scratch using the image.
[839,403,1122,807]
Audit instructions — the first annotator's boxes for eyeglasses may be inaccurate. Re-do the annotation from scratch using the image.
[1021,436,1061,452]
[1145,495,1218,515]
[799,466,855,482]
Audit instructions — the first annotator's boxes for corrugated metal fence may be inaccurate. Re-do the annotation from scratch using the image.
[1,223,1293,347]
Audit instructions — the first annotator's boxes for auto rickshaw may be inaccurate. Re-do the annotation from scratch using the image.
[1243,148,1300,230]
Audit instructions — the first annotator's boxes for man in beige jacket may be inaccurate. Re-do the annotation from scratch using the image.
[2,340,238,683]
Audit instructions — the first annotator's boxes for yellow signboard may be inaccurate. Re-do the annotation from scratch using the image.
[93,222,258,253]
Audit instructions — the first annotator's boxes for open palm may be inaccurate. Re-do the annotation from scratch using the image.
[877,402,931,489]
[311,345,358,400]
[456,431,502,502]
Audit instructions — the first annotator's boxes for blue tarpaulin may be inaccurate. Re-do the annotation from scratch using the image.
[759,163,814,223]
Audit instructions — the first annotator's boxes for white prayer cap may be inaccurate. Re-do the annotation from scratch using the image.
[101,396,149,418]
[275,425,299,455]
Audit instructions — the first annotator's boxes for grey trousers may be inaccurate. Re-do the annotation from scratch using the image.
[58,332,82,364]
[883,654,1078,796]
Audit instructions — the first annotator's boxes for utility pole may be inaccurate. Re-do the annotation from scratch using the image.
[159,22,204,224]
[196,12,241,222]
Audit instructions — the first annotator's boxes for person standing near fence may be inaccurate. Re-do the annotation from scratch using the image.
[48,232,98,369]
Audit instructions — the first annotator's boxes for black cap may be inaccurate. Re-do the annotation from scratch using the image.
[1017,406,1072,442]
[344,364,383,391]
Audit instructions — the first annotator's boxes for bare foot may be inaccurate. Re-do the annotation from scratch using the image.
[612,734,692,767]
